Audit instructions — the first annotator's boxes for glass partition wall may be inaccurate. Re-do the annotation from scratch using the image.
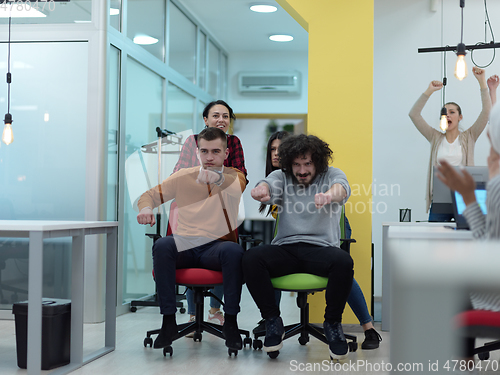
[0,0,228,319]
[110,0,228,311]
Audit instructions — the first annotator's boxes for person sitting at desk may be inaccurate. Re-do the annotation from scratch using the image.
[136,127,247,352]
[437,102,500,364]
[243,134,354,360]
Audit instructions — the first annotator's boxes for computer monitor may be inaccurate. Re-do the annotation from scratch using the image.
[451,183,487,229]
[429,165,489,222]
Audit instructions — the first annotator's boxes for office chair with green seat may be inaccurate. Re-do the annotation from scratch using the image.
[252,206,358,359]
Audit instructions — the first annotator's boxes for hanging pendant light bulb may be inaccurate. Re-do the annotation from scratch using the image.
[3,16,14,145]
[454,0,467,81]
[455,43,468,81]
[439,107,448,131]
[2,114,13,145]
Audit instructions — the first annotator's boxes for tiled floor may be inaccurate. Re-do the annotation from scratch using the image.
[1,288,499,374]
[0,288,390,375]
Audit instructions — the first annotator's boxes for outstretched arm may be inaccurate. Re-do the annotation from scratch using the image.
[408,81,443,142]
[315,183,347,209]
[137,207,155,227]
[488,75,499,105]
[251,183,271,202]
[468,67,492,141]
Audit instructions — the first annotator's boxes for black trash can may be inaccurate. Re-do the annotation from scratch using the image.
[12,298,71,370]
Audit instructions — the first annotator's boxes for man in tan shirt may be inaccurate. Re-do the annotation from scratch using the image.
[137,127,246,353]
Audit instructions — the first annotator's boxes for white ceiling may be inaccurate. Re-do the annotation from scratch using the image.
[177,0,308,53]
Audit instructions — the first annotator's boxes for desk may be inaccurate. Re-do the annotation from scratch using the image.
[381,222,472,331]
[0,220,118,375]
[389,240,500,374]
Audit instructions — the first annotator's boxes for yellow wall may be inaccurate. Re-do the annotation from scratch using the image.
[277,0,374,324]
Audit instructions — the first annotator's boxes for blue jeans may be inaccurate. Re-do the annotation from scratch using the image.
[347,278,373,326]
[152,236,244,316]
[186,285,224,315]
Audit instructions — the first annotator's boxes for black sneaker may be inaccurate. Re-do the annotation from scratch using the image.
[323,321,348,360]
[263,316,284,352]
[222,314,243,350]
[361,328,382,350]
[154,315,177,349]
[252,319,266,335]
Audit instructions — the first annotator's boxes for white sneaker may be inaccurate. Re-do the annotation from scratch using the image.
[208,310,224,325]
[185,315,196,338]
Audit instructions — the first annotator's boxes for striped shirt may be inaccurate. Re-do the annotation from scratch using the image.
[463,174,500,311]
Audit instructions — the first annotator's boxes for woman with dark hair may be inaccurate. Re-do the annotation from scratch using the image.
[409,67,492,212]
[253,131,382,350]
[258,131,290,216]
[172,100,247,333]
[173,100,247,176]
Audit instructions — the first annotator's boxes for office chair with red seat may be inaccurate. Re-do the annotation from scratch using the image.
[456,309,500,360]
[142,202,259,357]
[143,267,252,357]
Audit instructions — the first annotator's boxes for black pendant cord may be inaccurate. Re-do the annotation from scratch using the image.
[460,4,464,45]
[442,50,447,107]
[7,15,11,115]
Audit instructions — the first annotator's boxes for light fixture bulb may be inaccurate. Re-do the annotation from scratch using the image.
[2,114,13,145]
[269,34,293,42]
[439,107,448,132]
[250,5,277,13]
[454,43,468,81]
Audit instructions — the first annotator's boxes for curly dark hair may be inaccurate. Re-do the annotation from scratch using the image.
[259,131,290,215]
[278,134,333,178]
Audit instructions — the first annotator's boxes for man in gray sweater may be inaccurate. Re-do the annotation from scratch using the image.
[242,134,354,360]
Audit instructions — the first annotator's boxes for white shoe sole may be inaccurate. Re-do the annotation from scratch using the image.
[263,333,285,352]
[329,348,348,361]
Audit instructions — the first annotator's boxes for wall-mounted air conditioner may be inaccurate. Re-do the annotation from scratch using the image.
[238,71,301,94]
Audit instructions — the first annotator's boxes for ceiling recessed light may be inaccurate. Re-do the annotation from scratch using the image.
[269,34,293,42]
[133,35,159,45]
[250,5,277,13]
[110,8,120,16]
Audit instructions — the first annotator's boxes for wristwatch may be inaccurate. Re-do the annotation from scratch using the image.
[212,169,225,186]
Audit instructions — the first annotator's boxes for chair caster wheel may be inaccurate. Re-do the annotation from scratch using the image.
[179,307,186,314]
[228,348,238,357]
[144,337,153,347]
[243,337,252,348]
[130,306,137,312]
[253,339,263,350]
[193,332,202,342]
[298,336,309,345]
[267,350,279,359]
[348,341,358,352]
[163,346,173,357]
[478,352,490,360]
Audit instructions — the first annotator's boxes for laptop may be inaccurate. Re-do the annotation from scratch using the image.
[450,184,488,229]
[430,166,489,222]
